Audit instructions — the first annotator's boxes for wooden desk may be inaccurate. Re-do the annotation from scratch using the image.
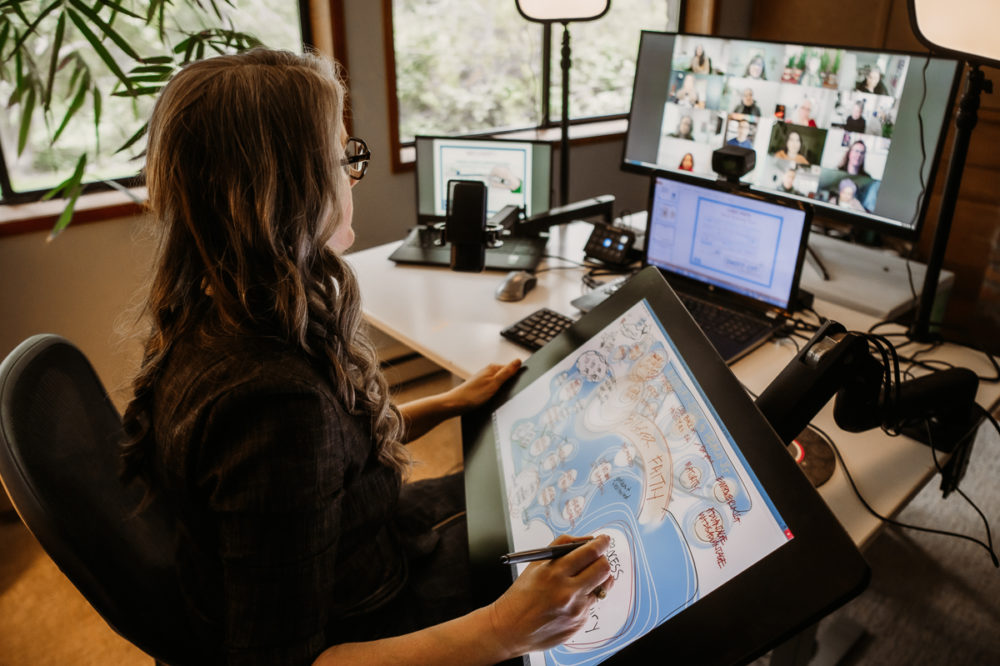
[346,223,1000,549]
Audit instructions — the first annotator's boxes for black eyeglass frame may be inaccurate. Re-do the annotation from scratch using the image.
[342,137,371,180]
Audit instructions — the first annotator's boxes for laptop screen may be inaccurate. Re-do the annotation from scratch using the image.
[645,176,809,310]
[415,136,553,223]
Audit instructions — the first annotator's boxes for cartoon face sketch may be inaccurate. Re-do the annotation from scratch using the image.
[576,350,609,382]
[620,315,650,340]
[590,460,613,488]
[563,495,586,525]
[634,350,668,381]
[557,442,575,461]
[509,466,540,515]
[529,435,551,457]
[558,377,583,402]
[558,469,578,490]
[512,421,536,445]
[538,485,557,507]
[614,442,638,467]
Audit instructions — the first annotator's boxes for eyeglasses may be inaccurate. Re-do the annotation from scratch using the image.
[342,137,371,181]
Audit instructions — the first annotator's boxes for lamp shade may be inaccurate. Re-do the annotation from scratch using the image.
[909,0,1000,68]
[516,0,611,23]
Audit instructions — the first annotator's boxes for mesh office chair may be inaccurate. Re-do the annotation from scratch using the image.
[0,334,209,666]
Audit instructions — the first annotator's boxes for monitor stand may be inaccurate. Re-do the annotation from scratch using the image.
[799,234,955,322]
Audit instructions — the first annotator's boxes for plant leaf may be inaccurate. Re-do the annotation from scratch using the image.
[115,121,147,154]
[0,20,11,58]
[42,153,87,201]
[44,11,66,110]
[9,0,63,55]
[98,176,144,204]
[139,55,173,65]
[67,0,141,61]
[17,85,35,155]
[65,7,133,88]
[52,72,89,142]
[93,0,144,21]
[92,84,101,153]
[48,183,84,240]
[111,85,161,97]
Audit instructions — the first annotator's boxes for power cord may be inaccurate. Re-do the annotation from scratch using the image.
[812,419,999,568]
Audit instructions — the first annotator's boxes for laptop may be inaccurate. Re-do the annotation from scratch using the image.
[389,135,553,271]
[576,175,811,364]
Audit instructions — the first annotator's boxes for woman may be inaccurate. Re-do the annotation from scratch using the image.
[690,43,711,73]
[673,73,702,107]
[678,152,695,171]
[835,178,866,211]
[838,139,869,176]
[774,130,810,165]
[744,53,766,80]
[120,49,613,665]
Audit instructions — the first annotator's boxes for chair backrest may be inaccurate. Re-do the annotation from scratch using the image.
[0,334,209,666]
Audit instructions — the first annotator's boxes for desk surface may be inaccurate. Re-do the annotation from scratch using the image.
[346,223,1000,548]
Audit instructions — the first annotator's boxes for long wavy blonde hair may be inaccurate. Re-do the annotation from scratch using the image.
[121,49,408,485]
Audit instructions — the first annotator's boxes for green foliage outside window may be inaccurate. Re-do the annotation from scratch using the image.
[0,0,299,235]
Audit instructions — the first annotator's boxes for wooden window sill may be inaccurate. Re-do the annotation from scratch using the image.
[0,188,148,238]
[396,118,629,171]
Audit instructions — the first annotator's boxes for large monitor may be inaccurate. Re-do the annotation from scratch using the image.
[622,32,962,239]
[414,135,553,224]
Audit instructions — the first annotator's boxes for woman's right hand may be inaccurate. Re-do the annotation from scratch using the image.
[487,534,615,658]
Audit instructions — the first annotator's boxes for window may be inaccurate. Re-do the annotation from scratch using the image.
[388,0,681,168]
[0,0,307,204]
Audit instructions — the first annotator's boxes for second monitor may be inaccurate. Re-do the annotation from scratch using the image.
[414,135,553,224]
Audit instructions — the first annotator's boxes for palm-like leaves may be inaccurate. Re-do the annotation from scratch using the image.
[0,0,262,237]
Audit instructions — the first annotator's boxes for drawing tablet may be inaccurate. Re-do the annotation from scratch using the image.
[462,265,869,665]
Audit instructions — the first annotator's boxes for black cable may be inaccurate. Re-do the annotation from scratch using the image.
[925,411,999,567]
[812,422,1000,567]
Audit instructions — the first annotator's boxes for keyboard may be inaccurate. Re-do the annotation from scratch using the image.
[678,294,772,343]
[501,308,575,351]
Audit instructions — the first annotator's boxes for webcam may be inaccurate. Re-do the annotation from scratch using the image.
[712,145,756,183]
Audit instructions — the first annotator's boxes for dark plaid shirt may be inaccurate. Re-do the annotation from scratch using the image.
[151,332,406,665]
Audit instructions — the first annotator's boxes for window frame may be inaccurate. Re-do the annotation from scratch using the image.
[382,0,680,173]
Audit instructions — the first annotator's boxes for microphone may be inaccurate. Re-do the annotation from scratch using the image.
[445,180,488,272]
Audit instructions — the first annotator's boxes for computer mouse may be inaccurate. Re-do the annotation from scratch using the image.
[495,270,538,302]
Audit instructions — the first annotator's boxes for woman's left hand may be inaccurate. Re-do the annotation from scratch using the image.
[445,359,522,414]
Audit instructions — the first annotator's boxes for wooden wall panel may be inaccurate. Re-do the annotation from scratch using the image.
[750,0,1000,351]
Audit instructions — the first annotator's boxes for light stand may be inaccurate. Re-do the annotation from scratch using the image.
[558,22,571,205]
[907,0,1000,341]
[516,0,611,206]
[909,65,992,341]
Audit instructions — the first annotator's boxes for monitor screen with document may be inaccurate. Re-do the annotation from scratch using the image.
[415,136,553,224]
[645,175,809,311]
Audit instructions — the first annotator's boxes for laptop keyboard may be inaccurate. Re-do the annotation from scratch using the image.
[679,294,771,343]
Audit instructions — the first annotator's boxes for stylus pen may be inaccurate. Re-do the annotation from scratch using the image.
[500,538,594,565]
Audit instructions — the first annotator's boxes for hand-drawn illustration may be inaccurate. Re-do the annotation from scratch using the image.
[493,300,794,666]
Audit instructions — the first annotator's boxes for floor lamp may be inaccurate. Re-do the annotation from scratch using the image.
[516,0,611,206]
[907,0,999,341]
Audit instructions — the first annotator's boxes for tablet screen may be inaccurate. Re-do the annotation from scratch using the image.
[493,299,793,665]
